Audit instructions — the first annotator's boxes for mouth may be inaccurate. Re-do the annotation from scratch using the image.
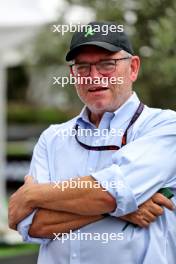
[88,87,109,93]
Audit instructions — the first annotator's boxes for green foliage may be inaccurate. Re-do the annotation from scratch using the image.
[7,141,33,156]
[7,104,74,124]
[31,25,71,65]
[30,0,176,110]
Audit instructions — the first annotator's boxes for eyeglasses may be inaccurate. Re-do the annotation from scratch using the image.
[70,57,131,77]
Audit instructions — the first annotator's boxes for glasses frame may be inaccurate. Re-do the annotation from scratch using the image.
[70,56,132,77]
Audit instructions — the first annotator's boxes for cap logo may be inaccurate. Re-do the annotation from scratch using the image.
[84,26,95,37]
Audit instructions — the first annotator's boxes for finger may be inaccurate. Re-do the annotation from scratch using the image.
[24,175,34,184]
[10,223,17,230]
[141,219,150,228]
[139,208,156,222]
[152,193,174,210]
[147,202,164,216]
[127,211,144,226]
[137,218,150,228]
[8,214,17,230]
[9,223,17,230]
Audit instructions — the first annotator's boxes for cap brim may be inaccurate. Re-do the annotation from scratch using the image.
[66,41,122,61]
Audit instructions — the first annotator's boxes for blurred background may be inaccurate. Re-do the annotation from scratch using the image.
[0,0,176,263]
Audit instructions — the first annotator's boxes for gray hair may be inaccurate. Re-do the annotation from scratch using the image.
[119,50,133,57]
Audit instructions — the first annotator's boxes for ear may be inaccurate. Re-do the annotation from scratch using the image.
[130,56,140,82]
[70,66,73,75]
[69,66,75,76]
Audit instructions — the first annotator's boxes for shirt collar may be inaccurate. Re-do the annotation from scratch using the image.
[76,92,141,129]
[76,105,92,128]
[110,92,140,129]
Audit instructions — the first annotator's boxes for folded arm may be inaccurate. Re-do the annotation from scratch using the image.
[29,209,103,238]
[29,192,174,238]
[9,175,116,231]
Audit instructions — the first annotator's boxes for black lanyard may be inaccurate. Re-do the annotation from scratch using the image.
[75,102,144,151]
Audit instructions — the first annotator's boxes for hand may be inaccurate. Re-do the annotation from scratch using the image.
[8,176,36,230]
[120,192,175,228]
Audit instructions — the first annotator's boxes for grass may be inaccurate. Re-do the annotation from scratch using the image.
[0,243,39,258]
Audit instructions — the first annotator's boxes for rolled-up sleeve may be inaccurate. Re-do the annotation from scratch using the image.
[92,116,176,217]
[17,127,52,244]
[17,210,49,244]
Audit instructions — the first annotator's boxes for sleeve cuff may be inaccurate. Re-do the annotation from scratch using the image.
[92,164,138,217]
[17,210,50,245]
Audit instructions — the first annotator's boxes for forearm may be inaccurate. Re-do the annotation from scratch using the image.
[30,176,116,215]
[29,209,103,238]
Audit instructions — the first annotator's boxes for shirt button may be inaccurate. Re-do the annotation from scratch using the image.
[72,253,77,259]
[94,139,99,144]
[89,168,93,172]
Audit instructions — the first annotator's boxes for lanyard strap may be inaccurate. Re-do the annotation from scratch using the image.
[75,102,144,151]
[121,102,144,146]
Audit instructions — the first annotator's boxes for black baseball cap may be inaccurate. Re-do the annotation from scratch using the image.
[66,21,134,61]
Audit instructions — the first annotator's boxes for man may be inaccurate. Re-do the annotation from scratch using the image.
[9,21,176,264]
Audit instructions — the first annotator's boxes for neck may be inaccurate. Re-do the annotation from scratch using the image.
[89,112,104,128]
[89,92,133,127]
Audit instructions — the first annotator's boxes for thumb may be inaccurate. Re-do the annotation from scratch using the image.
[24,175,34,184]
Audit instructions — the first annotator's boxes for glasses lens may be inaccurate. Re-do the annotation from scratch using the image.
[72,64,90,76]
[97,60,116,74]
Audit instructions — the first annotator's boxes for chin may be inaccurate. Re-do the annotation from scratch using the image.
[89,101,111,113]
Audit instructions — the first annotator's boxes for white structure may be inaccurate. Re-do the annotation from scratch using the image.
[0,0,55,242]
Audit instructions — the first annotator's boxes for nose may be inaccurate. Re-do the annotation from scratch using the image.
[89,64,102,78]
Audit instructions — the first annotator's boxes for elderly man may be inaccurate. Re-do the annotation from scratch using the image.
[9,21,176,264]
